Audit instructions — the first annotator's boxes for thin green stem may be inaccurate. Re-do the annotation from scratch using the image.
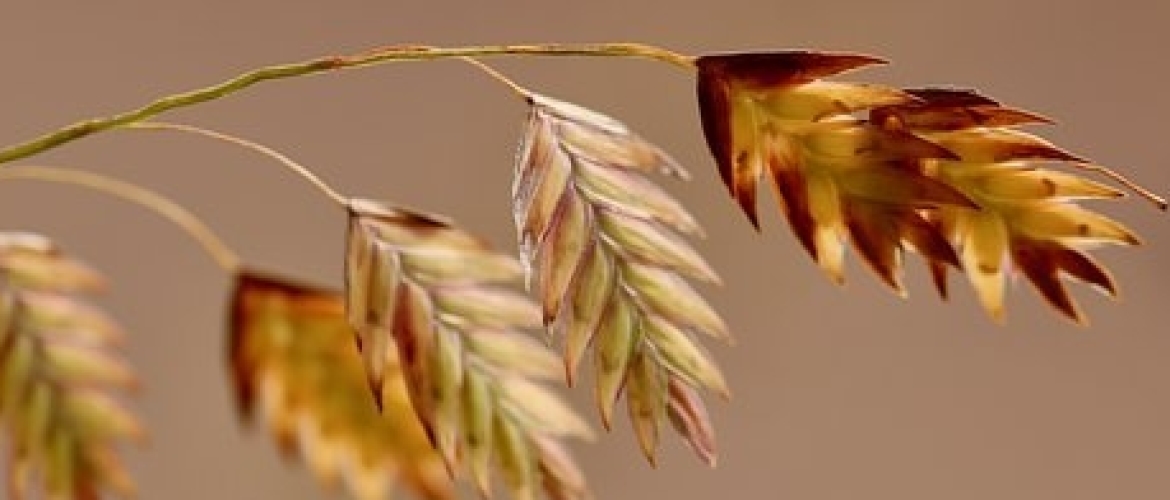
[0,166,242,272]
[122,122,349,207]
[0,43,694,165]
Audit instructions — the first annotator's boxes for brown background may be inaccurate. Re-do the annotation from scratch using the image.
[2,2,1168,499]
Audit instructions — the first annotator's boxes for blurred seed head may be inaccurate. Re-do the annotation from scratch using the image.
[0,232,141,500]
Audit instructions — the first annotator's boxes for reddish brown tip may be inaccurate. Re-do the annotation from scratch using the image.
[696,51,887,87]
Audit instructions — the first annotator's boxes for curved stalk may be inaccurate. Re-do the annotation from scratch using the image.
[0,166,242,272]
[121,122,349,207]
[0,43,694,164]
[459,57,532,99]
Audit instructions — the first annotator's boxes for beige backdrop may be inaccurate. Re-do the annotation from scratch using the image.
[2,2,1168,499]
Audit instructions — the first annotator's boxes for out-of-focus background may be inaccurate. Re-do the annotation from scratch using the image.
[1,2,1168,499]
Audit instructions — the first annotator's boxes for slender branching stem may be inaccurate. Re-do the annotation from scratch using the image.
[122,122,349,207]
[458,57,532,99]
[0,43,693,165]
[0,166,242,272]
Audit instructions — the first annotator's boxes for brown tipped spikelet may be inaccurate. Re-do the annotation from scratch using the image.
[877,89,1143,323]
[696,52,972,292]
[696,52,1156,321]
[0,232,142,499]
[229,272,452,500]
[343,200,592,500]
[513,93,729,466]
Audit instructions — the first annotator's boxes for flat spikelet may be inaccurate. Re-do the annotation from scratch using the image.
[696,52,973,292]
[343,200,591,500]
[0,232,141,499]
[879,89,1140,323]
[513,93,728,466]
[229,271,452,500]
[695,53,1155,321]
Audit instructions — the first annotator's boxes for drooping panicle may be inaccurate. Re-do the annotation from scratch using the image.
[341,201,592,499]
[695,52,972,293]
[695,52,1153,321]
[512,92,729,465]
[0,232,142,499]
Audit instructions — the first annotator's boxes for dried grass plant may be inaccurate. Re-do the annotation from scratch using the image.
[0,43,1163,499]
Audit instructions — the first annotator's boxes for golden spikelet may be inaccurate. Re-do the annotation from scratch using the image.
[343,200,592,500]
[696,51,1157,322]
[513,93,728,466]
[0,232,142,500]
[696,52,973,292]
[877,89,1142,323]
[229,271,453,500]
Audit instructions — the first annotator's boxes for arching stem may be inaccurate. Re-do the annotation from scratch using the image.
[121,122,349,207]
[459,57,532,99]
[0,43,694,165]
[0,167,242,272]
